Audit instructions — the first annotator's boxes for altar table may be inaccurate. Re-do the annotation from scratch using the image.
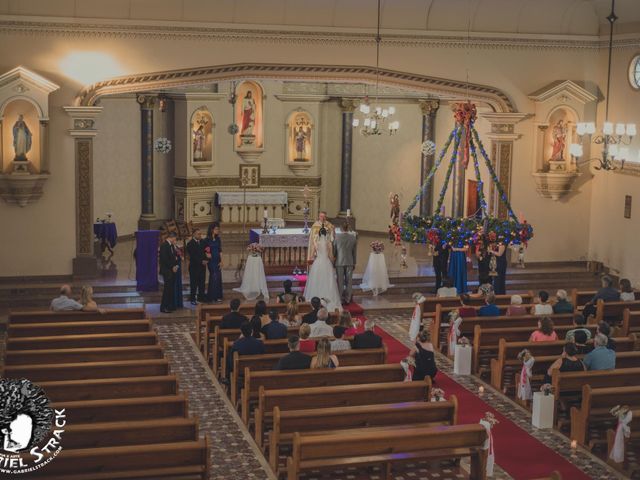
[249,228,309,274]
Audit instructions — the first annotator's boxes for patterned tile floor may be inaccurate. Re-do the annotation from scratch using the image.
[368,312,629,480]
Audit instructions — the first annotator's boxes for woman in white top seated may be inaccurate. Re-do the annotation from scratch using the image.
[532,290,553,315]
[436,277,458,298]
[620,279,636,302]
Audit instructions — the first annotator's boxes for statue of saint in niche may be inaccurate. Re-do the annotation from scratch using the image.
[292,114,312,162]
[191,111,211,163]
[193,125,206,161]
[240,91,256,138]
[550,119,567,162]
[13,114,32,162]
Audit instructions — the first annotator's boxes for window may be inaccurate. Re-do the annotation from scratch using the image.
[630,55,640,90]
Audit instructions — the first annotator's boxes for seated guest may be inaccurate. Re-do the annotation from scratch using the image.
[80,286,103,312]
[532,291,553,315]
[50,284,83,311]
[309,308,333,337]
[339,311,358,336]
[330,326,351,352]
[298,323,316,353]
[573,329,591,354]
[310,338,339,369]
[274,336,311,370]
[620,278,636,302]
[543,342,585,383]
[276,279,300,304]
[506,294,528,316]
[221,298,248,329]
[227,322,265,375]
[302,297,322,325]
[529,317,558,342]
[478,293,500,317]
[261,310,288,340]
[565,314,592,343]
[583,276,620,319]
[410,329,438,381]
[437,277,458,298]
[552,289,574,314]
[597,321,616,351]
[475,276,494,298]
[353,319,383,349]
[251,300,269,328]
[584,333,616,371]
[458,294,476,317]
[282,302,301,327]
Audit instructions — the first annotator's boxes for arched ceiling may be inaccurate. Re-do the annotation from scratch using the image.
[1,0,639,37]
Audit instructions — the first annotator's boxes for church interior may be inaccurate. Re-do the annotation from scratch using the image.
[1,1,640,479]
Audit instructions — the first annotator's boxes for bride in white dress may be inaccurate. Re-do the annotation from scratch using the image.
[303,228,343,313]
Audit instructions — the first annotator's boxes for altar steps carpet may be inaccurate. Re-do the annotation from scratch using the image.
[350,304,592,480]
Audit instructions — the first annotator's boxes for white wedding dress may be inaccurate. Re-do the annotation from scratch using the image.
[303,236,343,312]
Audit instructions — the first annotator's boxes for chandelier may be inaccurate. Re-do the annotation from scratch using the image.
[571,0,636,170]
[352,0,399,136]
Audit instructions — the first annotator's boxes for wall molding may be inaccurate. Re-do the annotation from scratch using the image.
[174,176,322,189]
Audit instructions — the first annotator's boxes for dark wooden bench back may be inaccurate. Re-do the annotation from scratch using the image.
[6,331,158,351]
[8,307,147,324]
[5,345,164,365]
[7,319,152,337]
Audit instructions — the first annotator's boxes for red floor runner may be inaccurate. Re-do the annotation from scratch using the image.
[352,306,592,480]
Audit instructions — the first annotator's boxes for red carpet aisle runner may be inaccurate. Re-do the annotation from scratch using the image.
[348,304,591,480]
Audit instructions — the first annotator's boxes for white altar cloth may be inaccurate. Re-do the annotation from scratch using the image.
[217,191,287,205]
[250,228,310,248]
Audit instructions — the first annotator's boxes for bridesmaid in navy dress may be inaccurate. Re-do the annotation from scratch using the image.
[173,242,184,309]
[490,243,507,295]
[205,222,223,303]
[447,245,469,294]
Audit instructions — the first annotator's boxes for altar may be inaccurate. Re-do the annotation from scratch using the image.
[249,228,309,274]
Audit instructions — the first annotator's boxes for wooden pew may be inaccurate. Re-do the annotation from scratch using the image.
[5,345,164,365]
[8,307,147,324]
[572,289,639,310]
[6,332,159,350]
[570,384,640,446]
[2,359,170,382]
[241,364,406,424]
[40,376,179,402]
[230,346,387,406]
[473,324,597,373]
[552,368,640,422]
[595,299,640,323]
[53,395,189,423]
[606,411,640,472]
[432,312,576,352]
[7,319,152,337]
[195,301,312,350]
[26,438,210,480]
[490,336,637,391]
[421,292,534,315]
[285,424,487,480]
[220,337,291,380]
[269,398,458,472]
[63,417,199,449]
[254,380,431,447]
[621,308,640,336]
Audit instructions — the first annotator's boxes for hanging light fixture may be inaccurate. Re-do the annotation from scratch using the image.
[352,0,399,136]
[571,0,636,170]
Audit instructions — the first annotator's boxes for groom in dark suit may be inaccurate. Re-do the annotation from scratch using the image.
[334,222,358,305]
[159,232,179,313]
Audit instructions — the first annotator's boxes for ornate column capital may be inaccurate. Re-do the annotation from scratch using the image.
[419,99,440,116]
[137,95,156,110]
[480,112,530,141]
[63,106,103,137]
[339,98,359,113]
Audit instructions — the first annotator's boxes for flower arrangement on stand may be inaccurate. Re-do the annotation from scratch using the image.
[370,241,385,254]
[247,243,263,257]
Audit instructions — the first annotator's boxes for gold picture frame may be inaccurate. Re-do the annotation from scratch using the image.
[239,164,260,188]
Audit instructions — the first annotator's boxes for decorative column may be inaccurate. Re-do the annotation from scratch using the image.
[137,95,156,229]
[63,106,103,277]
[451,122,467,218]
[419,99,439,216]
[481,113,528,219]
[39,119,50,173]
[339,98,358,215]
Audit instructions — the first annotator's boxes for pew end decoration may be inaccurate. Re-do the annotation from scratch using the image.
[609,404,632,464]
[400,102,534,249]
[431,387,445,402]
[516,349,535,402]
[479,411,499,476]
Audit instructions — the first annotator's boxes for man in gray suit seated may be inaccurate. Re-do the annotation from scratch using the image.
[334,221,358,305]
